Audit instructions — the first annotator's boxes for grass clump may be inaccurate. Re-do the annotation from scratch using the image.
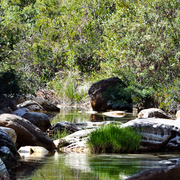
[52,129,70,140]
[87,124,142,154]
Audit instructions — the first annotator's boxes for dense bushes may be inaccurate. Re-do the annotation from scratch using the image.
[0,69,35,98]
[1,0,180,109]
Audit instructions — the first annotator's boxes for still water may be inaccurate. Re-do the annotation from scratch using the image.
[13,108,180,180]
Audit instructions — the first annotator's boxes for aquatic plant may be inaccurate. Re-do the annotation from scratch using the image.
[87,124,142,153]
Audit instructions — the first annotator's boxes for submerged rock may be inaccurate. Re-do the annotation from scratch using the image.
[18,146,49,155]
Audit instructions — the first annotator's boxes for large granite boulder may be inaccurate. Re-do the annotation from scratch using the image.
[22,112,51,132]
[0,128,18,170]
[0,114,55,151]
[122,118,180,152]
[138,108,171,119]
[88,77,132,112]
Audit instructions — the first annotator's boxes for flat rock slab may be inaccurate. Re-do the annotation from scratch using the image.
[57,129,95,153]
[122,118,180,151]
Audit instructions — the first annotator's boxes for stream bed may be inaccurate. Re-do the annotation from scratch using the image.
[13,108,180,180]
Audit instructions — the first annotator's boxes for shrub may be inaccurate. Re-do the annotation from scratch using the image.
[87,124,142,153]
[48,70,89,104]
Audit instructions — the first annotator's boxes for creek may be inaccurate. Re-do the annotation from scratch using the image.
[12,108,180,180]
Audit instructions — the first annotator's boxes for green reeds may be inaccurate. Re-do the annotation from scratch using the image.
[87,124,142,154]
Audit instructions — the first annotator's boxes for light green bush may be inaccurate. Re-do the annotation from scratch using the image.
[88,124,142,153]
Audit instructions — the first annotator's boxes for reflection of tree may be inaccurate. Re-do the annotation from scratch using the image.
[88,155,142,180]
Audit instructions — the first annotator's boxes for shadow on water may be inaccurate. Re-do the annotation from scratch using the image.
[10,154,49,180]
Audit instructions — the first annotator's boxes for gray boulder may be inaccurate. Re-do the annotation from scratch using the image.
[138,108,171,119]
[0,114,55,151]
[12,108,30,117]
[122,118,180,151]
[22,112,51,132]
[17,98,60,112]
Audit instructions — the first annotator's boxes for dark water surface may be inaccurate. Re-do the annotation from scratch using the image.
[13,108,180,180]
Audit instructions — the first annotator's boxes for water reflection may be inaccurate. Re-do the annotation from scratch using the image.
[64,153,91,172]
[11,155,48,180]
[90,113,137,123]
[14,152,180,180]
[51,108,137,124]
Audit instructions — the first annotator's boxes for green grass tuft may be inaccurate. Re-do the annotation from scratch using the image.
[87,124,142,154]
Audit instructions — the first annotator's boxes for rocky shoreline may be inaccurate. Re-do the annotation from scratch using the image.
[1,77,180,179]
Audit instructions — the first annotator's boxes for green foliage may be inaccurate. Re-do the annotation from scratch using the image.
[102,0,180,89]
[88,124,142,153]
[104,83,133,110]
[127,83,156,108]
[158,78,180,111]
[53,129,70,140]
[1,0,180,108]
[0,69,36,98]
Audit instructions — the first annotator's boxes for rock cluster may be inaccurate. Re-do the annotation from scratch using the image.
[0,94,60,177]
